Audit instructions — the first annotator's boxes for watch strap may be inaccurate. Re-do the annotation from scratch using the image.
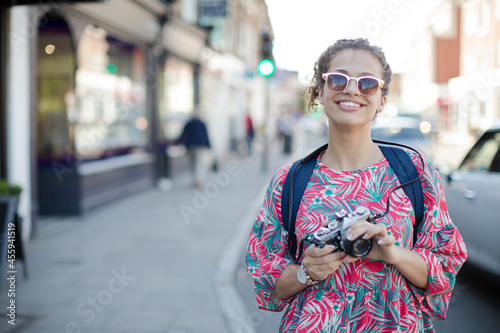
[298,261,319,286]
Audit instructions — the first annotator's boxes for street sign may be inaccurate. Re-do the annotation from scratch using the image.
[201,1,227,17]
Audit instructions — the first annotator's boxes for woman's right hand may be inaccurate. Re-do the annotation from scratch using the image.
[303,244,346,281]
[271,245,346,300]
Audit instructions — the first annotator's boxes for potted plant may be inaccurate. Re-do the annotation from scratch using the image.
[0,179,28,281]
[0,179,22,204]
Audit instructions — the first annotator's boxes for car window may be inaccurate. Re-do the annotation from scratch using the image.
[371,127,426,141]
[460,131,500,172]
[489,135,500,172]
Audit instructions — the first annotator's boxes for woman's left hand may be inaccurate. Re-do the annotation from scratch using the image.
[342,219,429,289]
[342,219,402,264]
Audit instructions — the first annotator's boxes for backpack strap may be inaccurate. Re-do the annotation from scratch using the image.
[378,145,424,246]
[282,144,327,262]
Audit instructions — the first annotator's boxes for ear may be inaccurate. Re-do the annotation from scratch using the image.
[378,96,387,112]
[318,88,324,104]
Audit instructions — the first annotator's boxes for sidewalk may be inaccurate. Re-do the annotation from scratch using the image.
[0,139,302,333]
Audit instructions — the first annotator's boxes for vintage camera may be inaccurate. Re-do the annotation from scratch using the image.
[307,206,377,258]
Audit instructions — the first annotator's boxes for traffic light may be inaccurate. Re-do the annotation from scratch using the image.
[261,32,273,59]
[258,59,275,77]
[258,32,275,77]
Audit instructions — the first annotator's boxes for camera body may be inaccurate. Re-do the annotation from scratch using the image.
[307,206,376,258]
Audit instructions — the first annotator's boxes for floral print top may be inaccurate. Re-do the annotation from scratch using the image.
[245,148,467,332]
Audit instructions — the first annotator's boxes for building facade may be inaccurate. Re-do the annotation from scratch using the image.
[0,0,278,240]
[401,0,500,135]
[449,0,500,133]
[400,0,461,132]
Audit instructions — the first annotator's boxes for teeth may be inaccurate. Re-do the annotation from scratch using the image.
[339,101,362,107]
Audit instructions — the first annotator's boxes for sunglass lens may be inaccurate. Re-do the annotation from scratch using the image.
[359,78,379,95]
[328,74,348,92]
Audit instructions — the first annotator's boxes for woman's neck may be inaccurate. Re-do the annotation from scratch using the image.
[323,123,379,171]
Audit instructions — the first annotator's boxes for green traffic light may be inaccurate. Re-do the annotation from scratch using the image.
[258,59,275,77]
[107,63,117,74]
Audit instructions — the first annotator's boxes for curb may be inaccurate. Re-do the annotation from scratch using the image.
[213,145,306,333]
[212,184,266,333]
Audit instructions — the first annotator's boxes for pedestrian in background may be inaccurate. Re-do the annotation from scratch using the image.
[245,112,255,155]
[245,38,467,332]
[278,113,294,155]
[176,106,211,189]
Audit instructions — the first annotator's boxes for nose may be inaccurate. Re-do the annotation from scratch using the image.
[343,78,360,95]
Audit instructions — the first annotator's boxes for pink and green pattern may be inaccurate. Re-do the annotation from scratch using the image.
[245,149,467,332]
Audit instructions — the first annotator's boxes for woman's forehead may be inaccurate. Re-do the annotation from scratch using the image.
[326,49,383,77]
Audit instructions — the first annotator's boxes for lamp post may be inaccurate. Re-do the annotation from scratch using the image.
[258,31,275,172]
[257,60,274,172]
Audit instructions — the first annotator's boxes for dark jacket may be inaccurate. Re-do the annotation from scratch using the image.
[177,118,211,149]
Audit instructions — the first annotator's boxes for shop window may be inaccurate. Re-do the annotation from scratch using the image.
[74,25,147,159]
[37,13,75,162]
[157,56,194,141]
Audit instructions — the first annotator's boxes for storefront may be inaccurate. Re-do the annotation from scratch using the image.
[2,0,209,232]
[36,12,154,215]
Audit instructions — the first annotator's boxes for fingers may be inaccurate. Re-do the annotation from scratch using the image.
[376,234,396,246]
[303,249,345,281]
[346,221,399,262]
[304,245,345,265]
[346,220,387,242]
[303,247,346,281]
[343,255,360,264]
[305,244,335,257]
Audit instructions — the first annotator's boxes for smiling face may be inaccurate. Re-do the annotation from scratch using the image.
[319,49,387,130]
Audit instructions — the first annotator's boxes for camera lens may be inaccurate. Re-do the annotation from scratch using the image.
[344,237,372,258]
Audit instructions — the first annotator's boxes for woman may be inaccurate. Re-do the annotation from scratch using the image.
[245,38,467,332]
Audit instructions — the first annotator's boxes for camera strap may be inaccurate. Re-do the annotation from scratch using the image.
[281,141,424,263]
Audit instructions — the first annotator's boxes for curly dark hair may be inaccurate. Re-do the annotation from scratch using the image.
[306,38,392,113]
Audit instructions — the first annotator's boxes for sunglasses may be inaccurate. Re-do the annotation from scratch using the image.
[322,72,385,96]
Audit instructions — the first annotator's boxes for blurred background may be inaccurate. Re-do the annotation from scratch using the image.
[1,0,500,332]
[2,0,494,239]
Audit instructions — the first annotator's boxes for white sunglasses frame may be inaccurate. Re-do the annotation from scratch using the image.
[321,72,385,96]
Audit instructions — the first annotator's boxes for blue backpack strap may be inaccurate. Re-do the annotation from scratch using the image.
[282,144,327,262]
[379,145,424,246]
[282,160,301,232]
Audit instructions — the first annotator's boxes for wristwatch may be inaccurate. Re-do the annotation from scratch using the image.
[296,261,319,286]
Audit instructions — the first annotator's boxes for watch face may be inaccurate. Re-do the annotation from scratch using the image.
[297,266,308,284]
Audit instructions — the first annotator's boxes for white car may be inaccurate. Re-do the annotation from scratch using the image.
[444,121,500,276]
